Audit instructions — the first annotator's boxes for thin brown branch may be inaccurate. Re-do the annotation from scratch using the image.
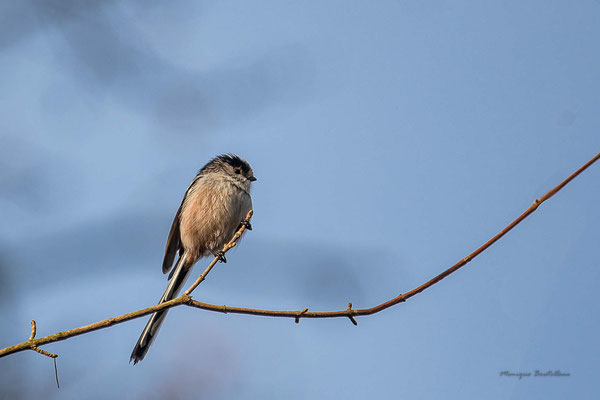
[187,151,600,322]
[0,296,190,359]
[1,152,598,360]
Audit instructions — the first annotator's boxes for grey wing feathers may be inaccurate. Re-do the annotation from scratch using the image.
[162,173,203,274]
[161,204,182,274]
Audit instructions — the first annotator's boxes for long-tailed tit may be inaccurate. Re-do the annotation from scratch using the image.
[130,154,256,364]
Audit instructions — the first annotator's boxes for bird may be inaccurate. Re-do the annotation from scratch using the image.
[130,154,256,364]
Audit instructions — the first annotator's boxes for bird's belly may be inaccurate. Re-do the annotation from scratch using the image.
[179,183,251,261]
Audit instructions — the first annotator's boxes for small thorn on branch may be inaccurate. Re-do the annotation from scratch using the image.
[295,308,308,323]
[346,303,358,326]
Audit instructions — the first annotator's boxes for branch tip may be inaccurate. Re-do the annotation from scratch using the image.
[30,320,36,341]
[32,346,58,359]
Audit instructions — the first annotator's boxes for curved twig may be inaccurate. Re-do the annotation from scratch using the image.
[0,152,598,360]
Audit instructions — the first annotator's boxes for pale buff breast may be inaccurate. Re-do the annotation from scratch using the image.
[179,175,252,262]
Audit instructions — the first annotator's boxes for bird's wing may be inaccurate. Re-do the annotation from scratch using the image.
[161,173,202,274]
[161,203,183,274]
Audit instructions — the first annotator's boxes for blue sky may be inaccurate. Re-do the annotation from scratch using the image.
[1,1,599,399]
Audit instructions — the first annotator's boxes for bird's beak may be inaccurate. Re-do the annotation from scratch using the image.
[249,176,257,182]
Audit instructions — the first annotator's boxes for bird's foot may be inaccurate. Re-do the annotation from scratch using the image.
[240,218,252,231]
[216,251,227,263]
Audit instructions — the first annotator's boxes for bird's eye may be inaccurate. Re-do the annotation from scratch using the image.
[234,168,241,174]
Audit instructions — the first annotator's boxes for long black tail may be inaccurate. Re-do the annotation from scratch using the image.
[130,257,191,364]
